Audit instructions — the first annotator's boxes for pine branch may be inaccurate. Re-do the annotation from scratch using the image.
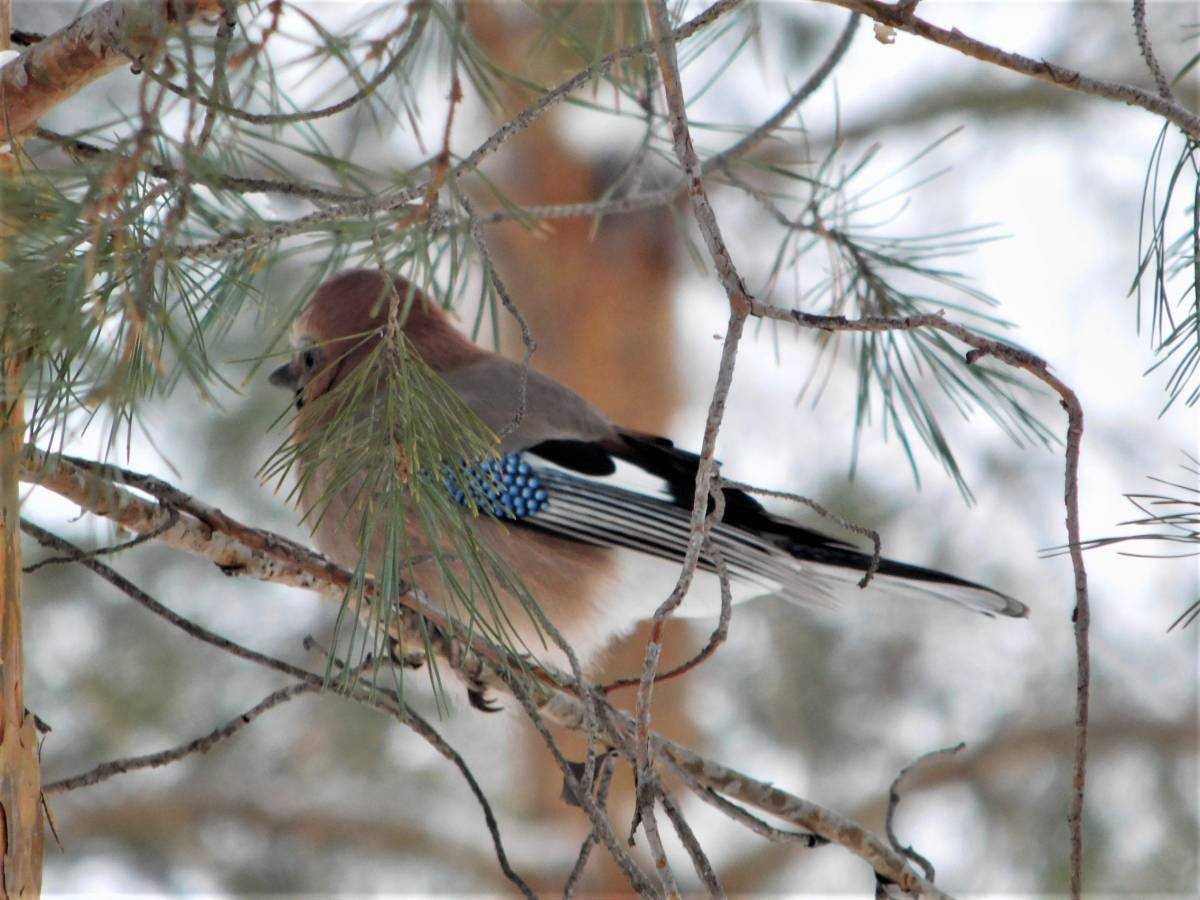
[25,520,537,897]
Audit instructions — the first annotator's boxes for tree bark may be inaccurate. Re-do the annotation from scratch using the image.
[0,3,44,893]
[0,0,234,143]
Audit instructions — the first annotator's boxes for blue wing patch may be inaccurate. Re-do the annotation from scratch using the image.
[446,453,550,520]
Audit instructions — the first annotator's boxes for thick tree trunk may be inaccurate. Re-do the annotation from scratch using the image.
[0,5,44,893]
[0,334,40,896]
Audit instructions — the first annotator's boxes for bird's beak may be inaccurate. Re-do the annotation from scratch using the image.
[269,362,298,390]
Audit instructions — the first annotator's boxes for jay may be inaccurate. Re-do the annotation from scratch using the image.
[269,269,1027,670]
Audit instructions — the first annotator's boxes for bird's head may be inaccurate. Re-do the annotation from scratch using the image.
[269,269,484,409]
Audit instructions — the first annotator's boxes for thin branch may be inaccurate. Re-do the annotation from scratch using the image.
[348,691,538,900]
[637,785,682,900]
[601,512,733,694]
[711,12,860,167]
[885,742,965,883]
[535,684,938,890]
[501,669,658,897]
[563,753,617,898]
[664,754,823,848]
[639,1,753,866]
[20,518,318,681]
[21,507,178,573]
[461,193,535,439]
[719,476,882,588]
[1131,0,1174,102]
[43,682,317,794]
[658,738,948,898]
[812,0,1200,138]
[658,785,725,898]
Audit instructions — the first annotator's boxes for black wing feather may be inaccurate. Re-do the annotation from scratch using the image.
[522,432,1022,610]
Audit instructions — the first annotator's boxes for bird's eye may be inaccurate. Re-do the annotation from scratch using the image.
[302,349,318,370]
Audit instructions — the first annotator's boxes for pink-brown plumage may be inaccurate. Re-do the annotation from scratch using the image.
[274,269,623,669]
[292,269,485,390]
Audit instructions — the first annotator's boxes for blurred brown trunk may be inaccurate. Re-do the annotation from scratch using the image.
[467,5,712,893]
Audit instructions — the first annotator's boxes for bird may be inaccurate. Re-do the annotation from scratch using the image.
[269,268,1027,673]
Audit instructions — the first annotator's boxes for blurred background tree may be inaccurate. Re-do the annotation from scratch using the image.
[3,0,1197,895]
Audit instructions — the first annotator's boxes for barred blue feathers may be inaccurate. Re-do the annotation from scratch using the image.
[446,453,550,520]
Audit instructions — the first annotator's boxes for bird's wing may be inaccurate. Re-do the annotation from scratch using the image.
[445,428,1028,620]
[441,358,616,453]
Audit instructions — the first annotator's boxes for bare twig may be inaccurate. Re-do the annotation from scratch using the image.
[502,670,658,897]
[885,742,965,882]
[664,754,823,848]
[659,737,947,897]
[637,784,681,900]
[43,682,317,794]
[20,518,318,681]
[601,511,733,694]
[658,785,725,898]
[349,691,538,900]
[461,194,535,439]
[711,12,860,168]
[719,476,882,588]
[639,2,754,869]
[1131,0,1175,102]
[533,685,941,891]
[563,752,617,897]
[810,0,1200,138]
[21,507,178,573]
